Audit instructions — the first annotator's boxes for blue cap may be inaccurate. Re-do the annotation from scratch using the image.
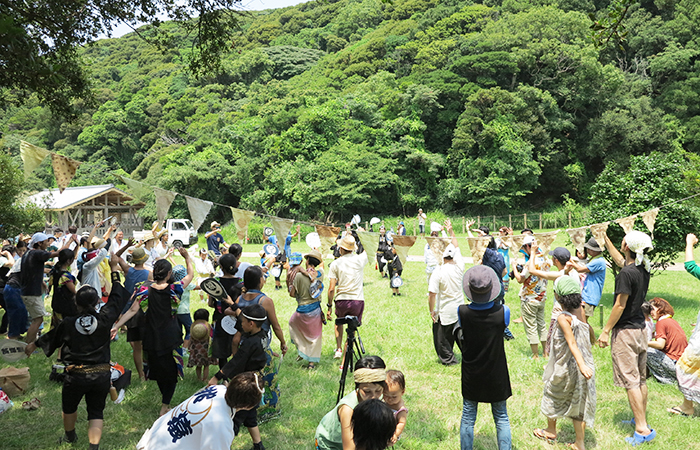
[29,232,50,247]
[172,264,187,281]
[289,252,303,266]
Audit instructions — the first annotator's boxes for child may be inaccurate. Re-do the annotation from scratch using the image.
[137,372,263,450]
[352,399,397,450]
[208,304,268,450]
[187,309,218,382]
[535,276,595,450]
[384,370,408,444]
[458,265,512,450]
[641,301,655,341]
[316,356,388,450]
[384,244,402,296]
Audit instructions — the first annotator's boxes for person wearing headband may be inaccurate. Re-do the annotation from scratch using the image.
[315,355,388,450]
[137,372,263,450]
[597,230,655,446]
[208,304,269,450]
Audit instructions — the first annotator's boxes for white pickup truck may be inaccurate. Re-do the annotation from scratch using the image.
[132,219,198,248]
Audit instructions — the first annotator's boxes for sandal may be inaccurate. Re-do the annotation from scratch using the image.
[624,429,656,446]
[22,401,33,411]
[668,406,690,417]
[533,428,556,443]
[29,397,41,410]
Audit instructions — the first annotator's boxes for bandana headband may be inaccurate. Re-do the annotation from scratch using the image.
[353,368,386,384]
[254,373,264,394]
[242,312,267,321]
[625,230,653,272]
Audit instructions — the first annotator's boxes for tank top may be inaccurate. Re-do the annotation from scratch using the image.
[237,290,270,334]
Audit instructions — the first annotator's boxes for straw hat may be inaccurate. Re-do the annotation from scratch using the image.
[304,249,324,264]
[91,236,107,249]
[338,234,356,252]
[190,322,209,341]
[131,248,148,265]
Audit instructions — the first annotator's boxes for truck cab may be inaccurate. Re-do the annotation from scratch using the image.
[133,219,197,247]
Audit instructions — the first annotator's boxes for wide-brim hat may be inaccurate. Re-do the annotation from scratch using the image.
[142,232,156,242]
[131,248,148,264]
[211,221,221,229]
[289,252,303,266]
[304,249,324,264]
[338,234,356,252]
[583,237,602,252]
[463,265,501,304]
[91,237,107,249]
[190,322,209,341]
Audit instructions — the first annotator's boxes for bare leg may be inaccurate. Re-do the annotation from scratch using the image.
[543,417,557,437]
[572,419,586,450]
[231,333,241,356]
[130,341,145,380]
[335,323,344,352]
[627,386,651,435]
[530,343,539,358]
[541,340,548,358]
[26,317,43,344]
[159,403,170,416]
[248,426,262,445]
[87,419,104,445]
[63,411,78,434]
[203,365,209,381]
[196,366,202,381]
[183,338,190,350]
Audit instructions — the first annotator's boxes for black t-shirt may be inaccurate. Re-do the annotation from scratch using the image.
[613,263,649,330]
[20,249,51,296]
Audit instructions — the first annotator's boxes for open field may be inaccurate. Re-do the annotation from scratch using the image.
[2,231,700,449]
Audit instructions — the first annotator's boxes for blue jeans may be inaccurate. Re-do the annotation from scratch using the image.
[460,399,511,450]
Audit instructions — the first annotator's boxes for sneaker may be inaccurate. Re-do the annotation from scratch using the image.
[334,348,342,359]
[624,429,656,446]
[504,328,515,341]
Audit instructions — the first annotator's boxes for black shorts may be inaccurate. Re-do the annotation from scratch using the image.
[233,405,259,434]
[62,372,110,420]
[126,326,142,342]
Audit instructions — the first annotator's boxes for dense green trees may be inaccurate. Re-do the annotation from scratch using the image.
[3,0,700,222]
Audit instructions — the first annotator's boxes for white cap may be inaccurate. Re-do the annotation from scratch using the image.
[443,244,457,259]
[522,235,536,246]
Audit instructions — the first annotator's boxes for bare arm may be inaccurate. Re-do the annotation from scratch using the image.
[428,292,438,323]
[111,300,141,334]
[178,248,194,288]
[445,219,458,248]
[511,260,525,284]
[327,277,337,322]
[338,404,356,450]
[648,337,666,350]
[604,235,625,268]
[598,293,628,348]
[686,233,698,262]
[391,409,408,444]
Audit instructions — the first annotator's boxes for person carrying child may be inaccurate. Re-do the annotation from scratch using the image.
[534,276,596,450]
[458,265,512,450]
[187,309,218,382]
[383,370,408,444]
[384,242,403,296]
[315,355,388,450]
[208,304,269,450]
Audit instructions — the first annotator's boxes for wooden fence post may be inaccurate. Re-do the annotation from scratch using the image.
[477,216,481,228]
[539,213,542,230]
[509,214,512,229]
[524,214,527,229]
[462,217,466,234]
[492,215,496,231]
[568,211,572,228]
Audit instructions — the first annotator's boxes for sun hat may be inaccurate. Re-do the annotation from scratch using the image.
[338,234,356,252]
[583,237,602,252]
[28,232,49,247]
[462,265,501,303]
[131,248,148,265]
[549,247,571,264]
[211,221,220,229]
[304,249,323,264]
[443,243,457,259]
[190,322,209,341]
[172,264,187,282]
[142,232,156,242]
[289,252,303,266]
[554,276,581,296]
[91,236,107,249]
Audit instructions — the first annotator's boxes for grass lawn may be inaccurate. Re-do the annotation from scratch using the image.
[2,231,700,449]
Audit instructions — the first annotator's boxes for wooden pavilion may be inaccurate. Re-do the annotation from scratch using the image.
[27,184,145,235]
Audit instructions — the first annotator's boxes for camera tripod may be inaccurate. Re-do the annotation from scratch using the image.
[336,323,365,404]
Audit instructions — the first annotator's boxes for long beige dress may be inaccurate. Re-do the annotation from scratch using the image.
[541,312,596,427]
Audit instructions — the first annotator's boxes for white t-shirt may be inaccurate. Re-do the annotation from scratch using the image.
[418,213,426,226]
[235,261,253,279]
[194,257,215,276]
[110,238,129,255]
[329,252,369,301]
[137,385,236,450]
[428,248,465,326]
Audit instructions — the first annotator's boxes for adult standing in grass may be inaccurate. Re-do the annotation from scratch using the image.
[417,208,427,237]
[428,219,464,366]
[112,247,194,416]
[206,221,226,257]
[597,230,655,446]
[511,235,551,358]
[288,250,325,369]
[567,237,607,323]
[458,265,512,450]
[668,233,700,416]
[25,257,129,450]
[328,234,369,364]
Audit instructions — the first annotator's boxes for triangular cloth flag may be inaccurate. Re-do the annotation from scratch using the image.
[392,236,416,264]
[51,153,81,193]
[615,215,637,234]
[231,208,255,242]
[566,226,588,253]
[500,235,514,250]
[640,208,660,238]
[120,176,151,199]
[185,196,213,232]
[510,235,526,257]
[425,236,451,265]
[534,230,559,255]
[153,187,177,224]
[467,237,491,265]
[589,222,610,250]
[356,231,379,255]
[20,140,50,178]
[316,225,340,258]
[271,217,294,248]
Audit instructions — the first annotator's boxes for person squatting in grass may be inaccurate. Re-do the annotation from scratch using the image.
[24,256,129,450]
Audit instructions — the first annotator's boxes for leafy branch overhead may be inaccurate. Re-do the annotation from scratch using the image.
[0,0,246,117]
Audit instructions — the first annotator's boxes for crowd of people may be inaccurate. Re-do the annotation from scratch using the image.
[1,210,700,450]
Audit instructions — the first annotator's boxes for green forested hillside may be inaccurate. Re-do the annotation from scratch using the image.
[2,0,699,222]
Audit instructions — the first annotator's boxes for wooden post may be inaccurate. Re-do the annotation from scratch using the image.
[568,211,572,228]
[509,214,512,229]
[492,215,496,231]
[524,214,527,229]
[539,213,542,230]
[477,216,481,228]
[462,217,466,234]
